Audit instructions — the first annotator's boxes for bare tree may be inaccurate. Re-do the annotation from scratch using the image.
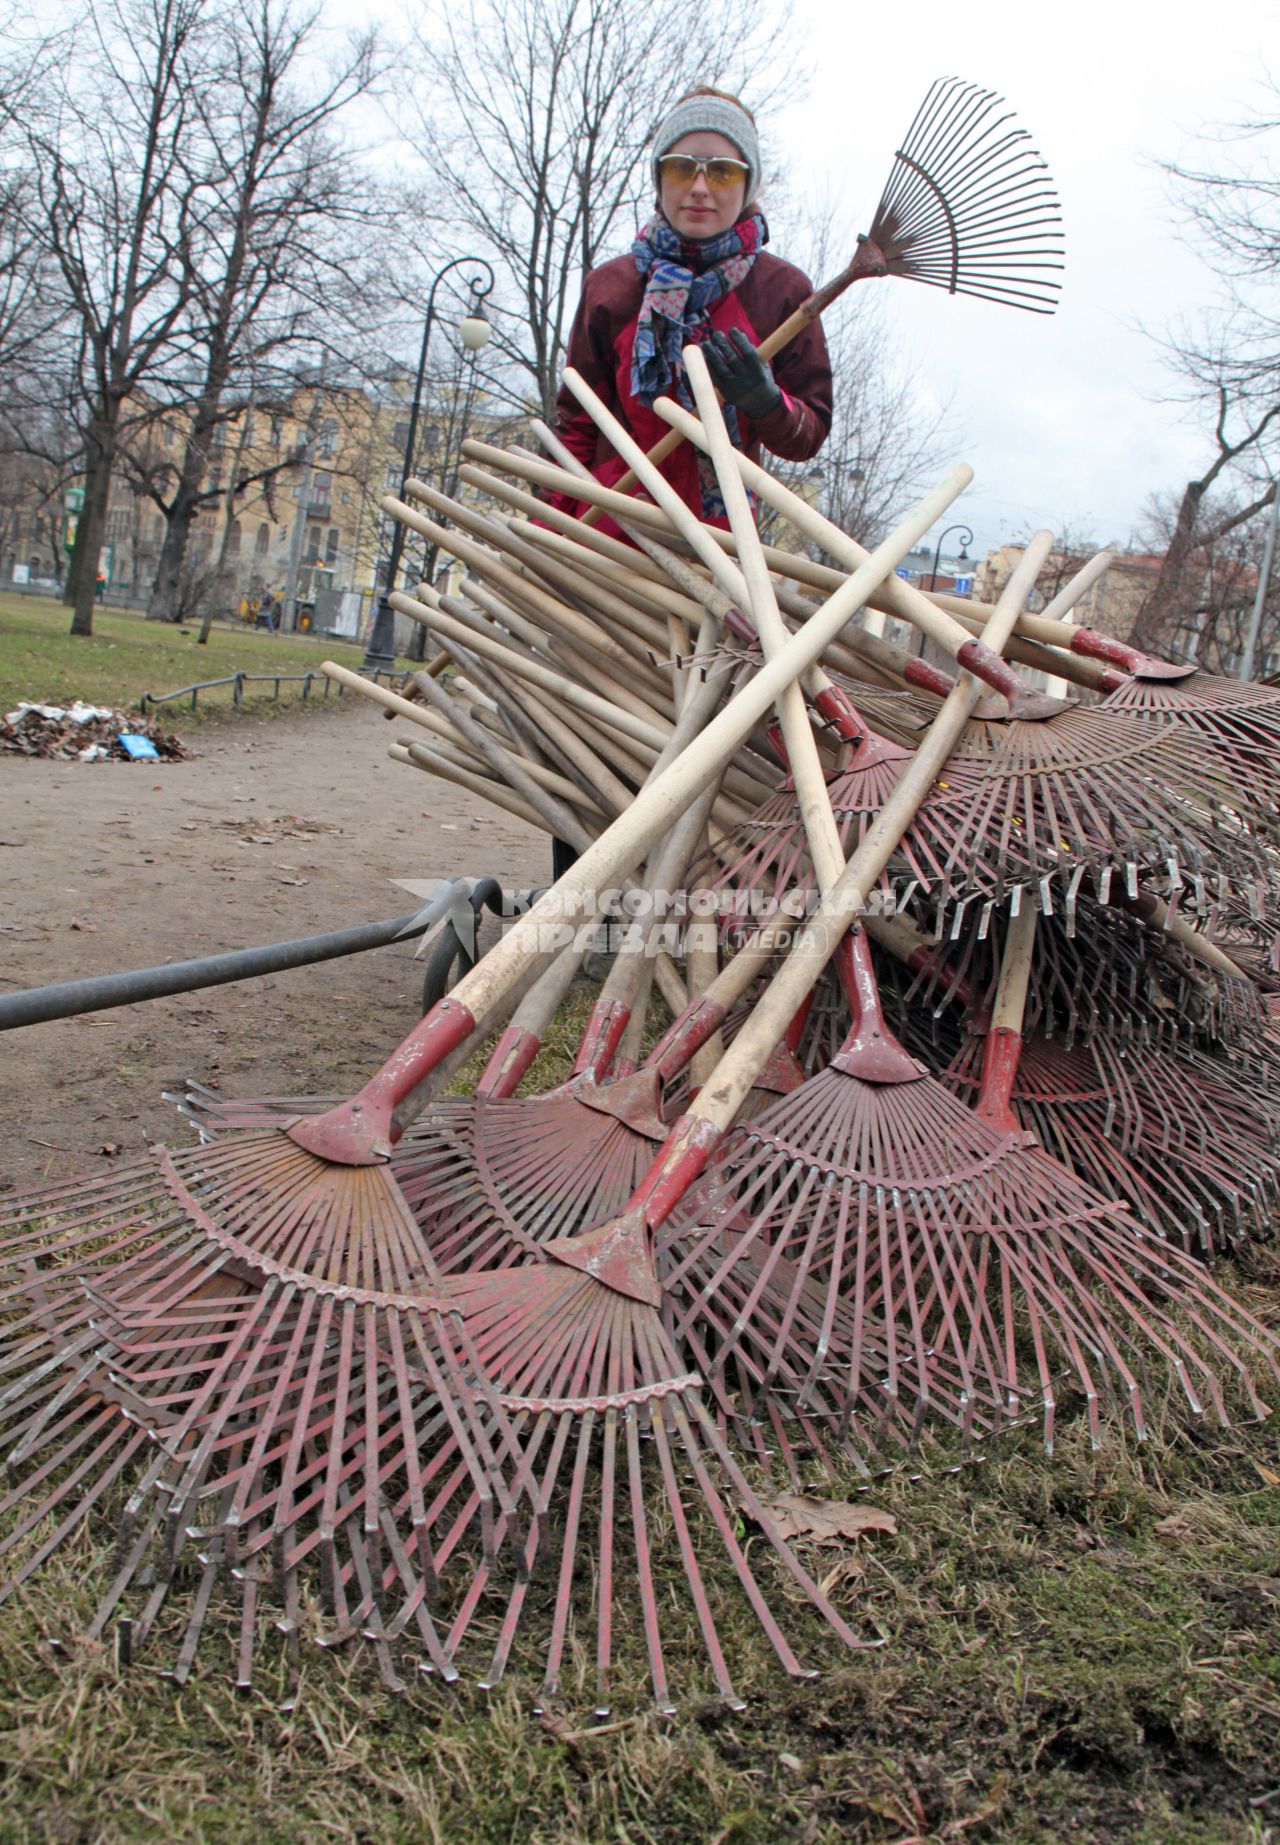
[1128,383,1278,651]
[1134,485,1278,670]
[141,0,385,619]
[1134,80,1280,651]
[796,294,955,548]
[20,0,215,635]
[400,0,800,422]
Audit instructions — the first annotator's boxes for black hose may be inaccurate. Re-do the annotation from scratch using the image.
[0,883,480,1031]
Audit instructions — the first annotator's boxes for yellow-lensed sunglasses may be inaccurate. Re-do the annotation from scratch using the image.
[657,154,749,190]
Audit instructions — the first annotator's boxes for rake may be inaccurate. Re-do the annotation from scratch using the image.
[590,73,1063,528]
[0,1152,540,1694]
[869,895,1264,1056]
[939,1024,1280,1259]
[929,588,1280,832]
[869,75,1065,313]
[337,386,1045,1699]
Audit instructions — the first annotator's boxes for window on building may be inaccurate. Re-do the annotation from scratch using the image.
[269,418,282,450]
[392,419,410,451]
[340,489,351,505]
[319,418,338,458]
[255,522,270,555]
[385,463,400,490]
[227,519,241,556]
[305,525,322,565]
[325,526,339,564]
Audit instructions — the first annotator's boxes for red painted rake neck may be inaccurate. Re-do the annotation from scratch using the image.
[287,996,477,1166]
[829,929,928,1086]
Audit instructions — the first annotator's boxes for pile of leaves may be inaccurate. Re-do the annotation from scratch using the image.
[0,701,190,762]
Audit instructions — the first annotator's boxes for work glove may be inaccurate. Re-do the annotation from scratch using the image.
[703,327,782,422]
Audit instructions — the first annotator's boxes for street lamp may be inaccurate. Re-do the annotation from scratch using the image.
[361,256,496,672]
[916,523,972,657]
[927,523,973,594]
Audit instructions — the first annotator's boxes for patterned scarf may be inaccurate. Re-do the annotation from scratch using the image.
[630,210,767,517]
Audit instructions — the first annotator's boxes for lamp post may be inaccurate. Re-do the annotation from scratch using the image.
[361,256,496,672]
[927,522,973,594]
[917,522,973,656]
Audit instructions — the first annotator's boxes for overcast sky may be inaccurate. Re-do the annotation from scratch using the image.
[761,0,1278,557]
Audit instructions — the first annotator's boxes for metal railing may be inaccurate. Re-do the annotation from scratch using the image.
[139,666,401,714]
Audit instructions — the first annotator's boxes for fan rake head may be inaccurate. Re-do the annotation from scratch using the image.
[930,705,1278,921]
[870,75,1065,314]
[409,1214,881,1713]
[0,1142,543,1693]
[1101,668,1280,819]
[938,1027,1280,1259]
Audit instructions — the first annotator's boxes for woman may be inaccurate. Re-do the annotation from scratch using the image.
[547,89,831,878]
[551,86,832,534]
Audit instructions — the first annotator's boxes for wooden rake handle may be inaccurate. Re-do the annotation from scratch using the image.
[651,395,1022,703]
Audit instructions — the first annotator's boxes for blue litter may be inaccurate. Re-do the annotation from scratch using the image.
[118,733,161,761]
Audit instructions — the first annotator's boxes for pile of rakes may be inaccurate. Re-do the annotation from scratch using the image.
[3,77,1280,1715]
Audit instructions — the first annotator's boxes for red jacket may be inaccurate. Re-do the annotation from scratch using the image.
[552,249,832,537]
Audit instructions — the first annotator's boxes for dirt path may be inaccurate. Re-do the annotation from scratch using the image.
[0,702,550,1194]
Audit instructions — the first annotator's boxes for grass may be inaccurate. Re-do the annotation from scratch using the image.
[0,1402,1277,1843]
[0,594,414,729]
[1,983,1278,1843]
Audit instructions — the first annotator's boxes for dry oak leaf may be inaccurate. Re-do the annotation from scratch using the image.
[765,1494,897,1546]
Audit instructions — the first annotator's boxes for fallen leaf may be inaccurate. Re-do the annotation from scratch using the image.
[1153,1511,1200,1544]
[763,1494,897,1546]
[1255,1463,1280,1487]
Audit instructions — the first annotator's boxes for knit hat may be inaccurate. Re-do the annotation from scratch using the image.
[651,93,760,202]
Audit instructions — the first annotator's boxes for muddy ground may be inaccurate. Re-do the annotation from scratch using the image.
[0,702,549,1195]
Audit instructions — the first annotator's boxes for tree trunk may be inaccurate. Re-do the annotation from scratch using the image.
[148,413,218,620]
[1129,479,1206,651]
[63,457,101,610]
[69,423,115,637]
